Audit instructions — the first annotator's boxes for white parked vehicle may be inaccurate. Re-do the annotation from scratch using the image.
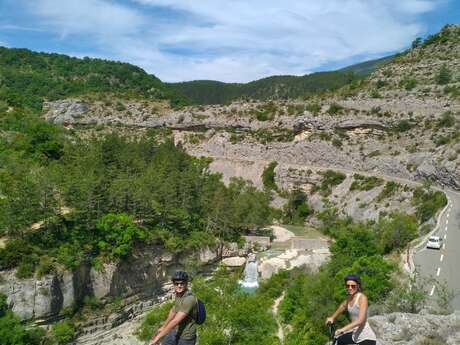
[426,236,442,249]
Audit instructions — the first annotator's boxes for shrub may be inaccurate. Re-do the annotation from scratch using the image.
[350,174,383,191]
[413,188,447,223]
[95,213,146,259]
[384,274,428,313]
[394,119,413,132]
[262,161,278,191]
[306,102,321,114]
[51,320,75,345]
[398,78,417,91]
[437,111,456,128]
[377,181,400,201]
[137,302,173,341]
[332,138,343,148]
[327,103,343,115]
[314,170,346,196]
[377,213,418,253]
[282,189,312,225]
[436,64,451,85]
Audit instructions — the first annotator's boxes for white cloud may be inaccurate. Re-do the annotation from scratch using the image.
[23,0,146,39]
[20,0,441,82]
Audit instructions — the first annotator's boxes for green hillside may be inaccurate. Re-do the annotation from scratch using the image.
[0,47,186,110]
[169,56,393,104]
[339,55,393,76]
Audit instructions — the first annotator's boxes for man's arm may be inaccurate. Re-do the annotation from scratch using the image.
[149,311,189,345]
[159,307,177,332]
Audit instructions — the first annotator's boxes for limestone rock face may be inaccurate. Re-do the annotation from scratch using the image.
[43,100,89,124]
[90,263,117,300]
[416,156,460,190]
[0,245,214,321]
[369,312,460,345]
[222,257,246,267]
[258,258,287,279]
[199,247,219,264]
[258,247,330,279]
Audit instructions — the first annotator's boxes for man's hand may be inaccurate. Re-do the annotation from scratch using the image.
[149,335,160,345]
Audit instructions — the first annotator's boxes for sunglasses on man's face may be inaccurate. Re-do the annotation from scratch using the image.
[174,281,186,287]
[346,284,358,289]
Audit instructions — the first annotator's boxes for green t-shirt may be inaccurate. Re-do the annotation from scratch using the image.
[174,291,197,340]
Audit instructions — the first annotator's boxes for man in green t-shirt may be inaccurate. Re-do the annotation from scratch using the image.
[149,271,197,345]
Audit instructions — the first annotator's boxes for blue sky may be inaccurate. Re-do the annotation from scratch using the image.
[0,0,459,82]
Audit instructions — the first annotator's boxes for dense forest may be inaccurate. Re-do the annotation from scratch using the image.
[0,46,393,110]
[169,56,393,104]
[0,109,275,277]
[0,47,187,110]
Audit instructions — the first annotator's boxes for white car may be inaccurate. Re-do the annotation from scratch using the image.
[426,236,442,250]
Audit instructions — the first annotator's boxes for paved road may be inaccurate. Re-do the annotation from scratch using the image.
[414,190,460,310]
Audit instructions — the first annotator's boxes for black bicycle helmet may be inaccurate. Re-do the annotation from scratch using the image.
[171,271,189,282]
[344,274,361,286]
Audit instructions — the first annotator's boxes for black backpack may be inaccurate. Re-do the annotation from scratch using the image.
[195,298,206,325]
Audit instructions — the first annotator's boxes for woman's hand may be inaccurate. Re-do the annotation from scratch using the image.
[334,328,345,337]
[325,316,334,325]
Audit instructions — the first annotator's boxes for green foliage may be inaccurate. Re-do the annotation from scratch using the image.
[0,116,273,273]
[335,256,395,303]
[399,78,417,91]
[329,224,378,274]
[170,70,363,105]
[326,103,343,115]
[0,295,44,345]
[434,280,455,315]
[282,189,312,225]
[137,301,173,340]
[436,111,456,128]
[376,213,418,254]
[0,47,183,110]
[96,213,146,259]
[412,37,423,49]
[138,269,280,345]
[384,274,428,313]
[394,119,413,132]
[262,161,278,191]
[252,128,294,143]
[412,187,447,223]
[314,170,346,196]
[51,320,75,344]
[377,181,401,201]
[350,174,383,191]
[280,215,397,345]
[436,65,452,85]
[305,102,321,114]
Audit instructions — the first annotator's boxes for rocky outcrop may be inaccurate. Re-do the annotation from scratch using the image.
[369,312,460,345]
[416,156,460,190]
[258,248,330,279]
[0,244,222,321]
[43,100,89,125]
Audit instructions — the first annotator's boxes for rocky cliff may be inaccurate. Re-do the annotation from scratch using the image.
[0,245,222,322]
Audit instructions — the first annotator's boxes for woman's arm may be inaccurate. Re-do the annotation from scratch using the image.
[326,300,347,324]
[336,294,368,334]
